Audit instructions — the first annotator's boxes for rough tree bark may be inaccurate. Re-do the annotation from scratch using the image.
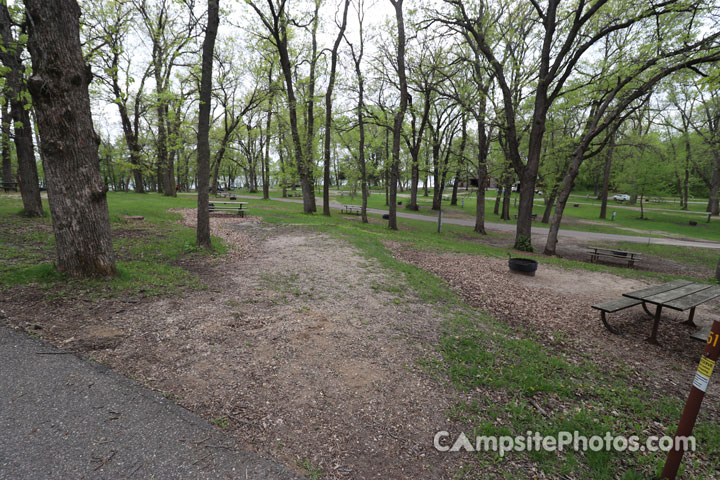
[24,0,116,276]
[196,0,219,248]
[0,4,43,216]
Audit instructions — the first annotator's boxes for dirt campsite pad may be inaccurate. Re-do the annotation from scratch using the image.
[3,210,720,478]
[2,211,463,478]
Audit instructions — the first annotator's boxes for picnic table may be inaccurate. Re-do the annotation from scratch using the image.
[588,246,641,268]
[341,204,361,215]
[593,279,720,344]
[208,201,248,217]
[597,280,720,344]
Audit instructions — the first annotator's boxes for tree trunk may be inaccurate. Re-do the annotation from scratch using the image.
[431,138,441,210]
[279,142,287,198]
[211,157,221,194]
[25,0,116,276]
[710,155,720,215]
[388,0,408,230]
[423,142,430,198]
[493,185,502,215]
[407,159,419,210]
[262,109,271,200]
[541,186,557,224]
[322,0,349,216]
[110,56,144,193]
[475,158,487,235]
[195,0,218,248]
[0,4,43,216]
[544,156,581,256]
[501,176,512,221]
[639,194,645,219]
[1,95,12,189]
[515,170,537,250]
[451,174,460,206]
[599,131,616,219]
[358,83,368,224]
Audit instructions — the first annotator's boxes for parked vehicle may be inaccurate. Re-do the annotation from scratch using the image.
[613,193,630,201]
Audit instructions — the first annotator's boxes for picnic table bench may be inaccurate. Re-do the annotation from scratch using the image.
[208,201,248,217]
[514,213,538,221]
[588,246,641,268]
[592,279,720,344]
[341,204,361,215]
[1,182,18,192]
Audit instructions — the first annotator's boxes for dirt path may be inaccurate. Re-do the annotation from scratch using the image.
[2,211,461,479]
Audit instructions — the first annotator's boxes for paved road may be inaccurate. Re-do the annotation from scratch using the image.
[0,326,297,480]
[230,195,720,250]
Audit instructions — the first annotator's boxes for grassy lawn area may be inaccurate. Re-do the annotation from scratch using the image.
[3,192,719,478]
[0,192,225,298]
[593,242,720,270]
[232,187,720,243]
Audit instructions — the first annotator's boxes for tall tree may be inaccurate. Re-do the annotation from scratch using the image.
[676,73,720,215]
[196,0,220,249]
[247,0,317,213]
[24,0,116,277]
[442,0,719,251]
[0,3,43,216]
[346,0,368,222]
[543,35,720,255]
[388,0,408,230]
[85,0,151,193]
[135,0,198,197]
[322,0,350,216]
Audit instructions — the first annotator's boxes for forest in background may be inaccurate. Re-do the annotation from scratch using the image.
[3,0,720,274]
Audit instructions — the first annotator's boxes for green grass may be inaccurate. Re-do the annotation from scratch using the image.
[249,197,711,285]
[0,192,226,298]
[594,242,719,270]
[225,186,720,243]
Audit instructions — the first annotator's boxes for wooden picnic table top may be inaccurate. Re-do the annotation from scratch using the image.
[209,201,248,205]
[623,280,720,311]
[588,246,641,256]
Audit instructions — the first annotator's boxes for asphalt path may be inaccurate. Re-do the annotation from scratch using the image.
[0,326,298,479]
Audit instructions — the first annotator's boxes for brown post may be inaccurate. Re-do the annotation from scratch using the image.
[661,319,720,479]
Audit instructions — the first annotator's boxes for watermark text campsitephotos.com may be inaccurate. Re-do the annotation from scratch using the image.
[434,431,695,457]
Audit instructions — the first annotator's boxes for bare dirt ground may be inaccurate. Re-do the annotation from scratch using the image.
[2,211,465,479]
[386,244,720,414]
